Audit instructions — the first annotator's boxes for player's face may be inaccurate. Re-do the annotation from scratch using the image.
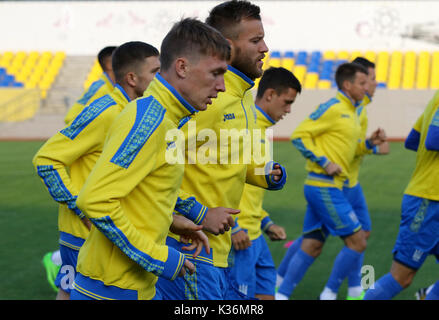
[135,56,161,97]
[229,19,268,80]
[366,66,377,97]
[268,88,298,122]
[183,54,228,111]
[348,71,368,103]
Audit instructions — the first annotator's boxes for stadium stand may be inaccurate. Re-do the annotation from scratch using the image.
[263,50,439,90]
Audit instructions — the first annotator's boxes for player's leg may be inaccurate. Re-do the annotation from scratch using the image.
[425,281,439,300]
[227,236,258,298]
[318,187,365,300]
[345,183,371,299]
[254,236,276,300]
[42,249,62,292]
[364,195,439,299]
[276,236,303,283]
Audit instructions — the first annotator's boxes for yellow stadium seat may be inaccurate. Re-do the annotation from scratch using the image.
[323,50,336,60]
[364,51,376,63]
[317,80,332,89]
[336,51,350,61]
[402,51,416,89]
[416,51,430,89]
[350,51,363,61]
[304,73,319,89]
[376,51,389,84]
[293,65,307,84]
[430,51,439,89]
[387,51,403,89]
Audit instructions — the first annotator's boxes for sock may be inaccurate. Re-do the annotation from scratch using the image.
[275,292,288,300]
[320,287,337,300]
[347,286,364,298]
[347,252,364,289]
[326,246,363,293]
[277,248,315,297]
[426,281,439,300]
[275,274,284,288]
[51,250,62,266]
[363,273,403,300]
[277,236,303,278]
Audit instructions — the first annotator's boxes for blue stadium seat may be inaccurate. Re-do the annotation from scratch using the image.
[296,51,308,66]
[284,51,294,59]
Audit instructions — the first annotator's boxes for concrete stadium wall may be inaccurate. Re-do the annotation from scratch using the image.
[1,1,439,54]
[270,89,436,141]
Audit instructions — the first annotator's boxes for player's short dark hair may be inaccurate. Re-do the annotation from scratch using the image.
[111,41,159,83]
[160,18,230,72]
[98,46,117,71]
[206,0,261,39]
[256,67,302,99]
[352,57,375,70]
[335,62,368,90]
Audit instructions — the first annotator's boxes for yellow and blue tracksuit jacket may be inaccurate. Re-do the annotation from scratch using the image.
[64,72,114,125]
[291,90,362,189]
[404,90,439,201]
[169,65,287,268]
[74,74,200,300]
[232,105,277,241]
[33,84,131,247]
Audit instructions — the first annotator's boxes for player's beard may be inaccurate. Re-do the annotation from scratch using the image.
[231,47,262,81]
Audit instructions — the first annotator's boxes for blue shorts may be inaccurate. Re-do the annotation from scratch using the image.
[303,185,362,238]
[228,234,276,297]
[54,232,85,293]
[155,237,250,300]
[70,272,147,300]
[343,183,372,232]
[392,194,439,270]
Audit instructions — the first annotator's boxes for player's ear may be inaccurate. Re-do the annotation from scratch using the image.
[175,58,189,79]
[125,72,137,87]
[264,88,276,102]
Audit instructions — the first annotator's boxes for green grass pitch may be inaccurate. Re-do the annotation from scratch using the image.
[0,141,436,300]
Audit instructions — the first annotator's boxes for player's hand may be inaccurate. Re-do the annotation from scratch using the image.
[170,215,211,258]
[178,259,195,277]
[232,230,251,251]
[368,128,387,146]
[201,207,240,235]
[81,217,92,230]
[266,224,287,241]
[269,163,283,182]
[377,141,390,155]
[324,162,342,176]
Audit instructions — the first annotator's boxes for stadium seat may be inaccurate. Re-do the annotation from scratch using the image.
[293,65,307,84]
[304,72,319,89]
[416,51,430,89]
[388,51,403,89]
[402,51,416,89]
[430,51,439,89]
[323,50,336,61]
[281,51,295,71]
[296,51,308,66]
[268,51,282,68]
[376,51,389,85]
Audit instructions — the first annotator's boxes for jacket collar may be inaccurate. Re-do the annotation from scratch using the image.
[145,73,198,126]
[255,105,275,128]
[224,65,254,98]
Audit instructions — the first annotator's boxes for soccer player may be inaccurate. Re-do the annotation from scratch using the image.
[275,59,389,299]
[363,90,439,300]
[69,18,231,300]
[229,67,301,300]
[33,41,161,299]
[275,63,381,300]
[64,46,117,125]
[156,0,287,300]
[319,56,390,300]
[42,45,118,291]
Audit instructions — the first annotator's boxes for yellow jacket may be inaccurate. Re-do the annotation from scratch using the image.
[33,85,131,245]
[64,73,114,124]
[169,66,287,267]
[404,90,439,200]
[291,91,362,189]
[234,105,276,240]
[75,74,198,299]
